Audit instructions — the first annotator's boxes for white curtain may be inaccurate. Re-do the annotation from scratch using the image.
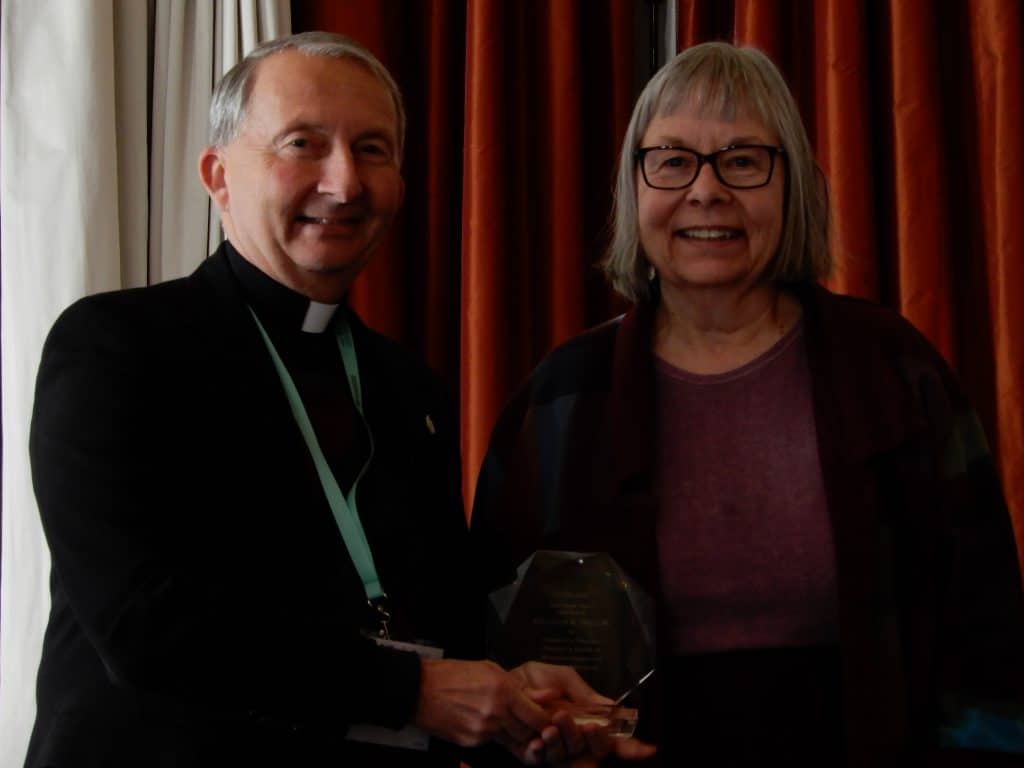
[0,2,289,764]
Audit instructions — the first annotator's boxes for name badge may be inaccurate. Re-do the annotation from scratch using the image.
[346,637,444,751]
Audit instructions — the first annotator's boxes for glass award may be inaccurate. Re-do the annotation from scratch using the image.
[486,550,655,731]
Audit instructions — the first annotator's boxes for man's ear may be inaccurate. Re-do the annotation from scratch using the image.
[198,146,229,212]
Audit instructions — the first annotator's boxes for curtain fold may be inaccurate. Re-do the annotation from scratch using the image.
[966,0,1023,562]
[416,1,466,390]
[813,0,878,300]
[885,0,955,362]
[460,0,636,506]
[150,2,217,284]
[677,0,734,47]
[0,3,289,764]
[461,0,516,507]
[112,0,152,289]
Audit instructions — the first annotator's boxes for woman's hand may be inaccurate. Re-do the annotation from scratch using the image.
[514,663,657,765]
[534,710,657,766]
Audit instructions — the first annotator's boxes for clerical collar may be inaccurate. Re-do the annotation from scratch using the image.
[226,241,340,334]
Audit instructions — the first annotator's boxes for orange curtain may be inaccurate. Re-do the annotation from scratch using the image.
[460,0,634,506]
[968,0,1024,568]
[293,0,1023,564]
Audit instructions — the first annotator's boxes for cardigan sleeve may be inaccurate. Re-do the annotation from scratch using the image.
[905,358,1024,758]
[933,407,1024,756]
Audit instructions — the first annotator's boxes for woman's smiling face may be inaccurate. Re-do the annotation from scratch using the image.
[637,103,785,299]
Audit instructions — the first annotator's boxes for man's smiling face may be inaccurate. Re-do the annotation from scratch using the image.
[201,49,404,302]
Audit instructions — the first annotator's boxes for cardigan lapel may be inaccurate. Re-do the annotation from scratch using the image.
[596,302,659,499]
[585,302,663,595]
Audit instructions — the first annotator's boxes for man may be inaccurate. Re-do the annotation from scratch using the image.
[26,32,649,767]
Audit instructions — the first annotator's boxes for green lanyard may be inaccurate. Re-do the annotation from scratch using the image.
[249,307,390,635]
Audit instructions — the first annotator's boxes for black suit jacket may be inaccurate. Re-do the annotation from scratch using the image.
[26,245,477,767]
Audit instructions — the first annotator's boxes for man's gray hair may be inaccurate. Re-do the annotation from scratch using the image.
[602,42,831,302]
[208,31,406,158]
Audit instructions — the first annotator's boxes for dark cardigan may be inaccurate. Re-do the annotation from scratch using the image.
[472,283,1024,766]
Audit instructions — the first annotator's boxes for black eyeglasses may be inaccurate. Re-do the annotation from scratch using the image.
[634,144,785,190]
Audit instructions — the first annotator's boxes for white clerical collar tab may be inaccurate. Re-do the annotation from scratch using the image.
[301,301,340,333]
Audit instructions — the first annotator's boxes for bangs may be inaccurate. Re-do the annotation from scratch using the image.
[654,55,778,134]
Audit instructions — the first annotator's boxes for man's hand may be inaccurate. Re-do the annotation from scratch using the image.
[413,658,556,761]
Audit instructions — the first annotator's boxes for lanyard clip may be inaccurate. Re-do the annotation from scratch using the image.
[368,594,391,640]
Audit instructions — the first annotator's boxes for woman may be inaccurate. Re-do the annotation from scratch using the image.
[471,42,1024,765]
